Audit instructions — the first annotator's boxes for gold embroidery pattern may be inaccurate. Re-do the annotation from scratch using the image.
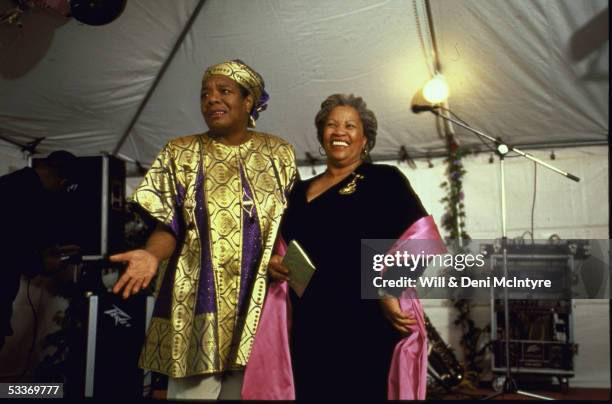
[206,139,244,369]
[133,132,296,377]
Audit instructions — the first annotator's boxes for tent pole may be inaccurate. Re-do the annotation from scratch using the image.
[112,0,208,156]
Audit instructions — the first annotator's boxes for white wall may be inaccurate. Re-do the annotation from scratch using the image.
[299,145,609,388]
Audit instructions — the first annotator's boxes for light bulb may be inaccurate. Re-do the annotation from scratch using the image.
[422,75,450,104]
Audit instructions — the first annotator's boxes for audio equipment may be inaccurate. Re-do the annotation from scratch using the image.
[32,154,126,260]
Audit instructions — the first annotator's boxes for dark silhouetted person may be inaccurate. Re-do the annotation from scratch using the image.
[0,151,80,351]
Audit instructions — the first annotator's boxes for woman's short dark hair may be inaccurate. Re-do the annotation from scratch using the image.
[314,94,378,152]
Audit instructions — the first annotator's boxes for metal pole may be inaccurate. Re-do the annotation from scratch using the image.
[431,110,580,182]
[426,110,562,400]
[85,295,99,398]
[499,156,512,389]
[112,0,208,156]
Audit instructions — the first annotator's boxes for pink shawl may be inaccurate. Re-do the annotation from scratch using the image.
[241,238,294,400]
[387,215,446,400]
[242,215,444,400]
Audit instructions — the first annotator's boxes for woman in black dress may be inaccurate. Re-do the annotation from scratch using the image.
[268,94,429,400]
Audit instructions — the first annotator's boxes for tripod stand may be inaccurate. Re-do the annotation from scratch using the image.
[428,107,580,400]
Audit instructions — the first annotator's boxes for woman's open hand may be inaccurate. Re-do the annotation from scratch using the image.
[111,249,159,299]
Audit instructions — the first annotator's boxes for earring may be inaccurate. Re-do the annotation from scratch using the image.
[318,145,326,156]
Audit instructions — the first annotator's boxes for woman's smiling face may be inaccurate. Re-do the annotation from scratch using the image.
[322,105,367,167]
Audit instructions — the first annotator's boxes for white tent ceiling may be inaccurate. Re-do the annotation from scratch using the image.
[0,0,608,170]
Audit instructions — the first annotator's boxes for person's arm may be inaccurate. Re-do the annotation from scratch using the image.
[377,166,428,334]
[111,222,176,299]
[112,140,182,299]
[144,222,177,262]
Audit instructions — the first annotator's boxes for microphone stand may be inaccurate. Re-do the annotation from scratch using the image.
[428,107,580,400]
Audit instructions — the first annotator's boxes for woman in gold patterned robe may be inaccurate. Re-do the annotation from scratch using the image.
[110,60,297,400]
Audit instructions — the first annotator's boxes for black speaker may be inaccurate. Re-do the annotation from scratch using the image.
[83,291,152,398]
[32,155,126,260]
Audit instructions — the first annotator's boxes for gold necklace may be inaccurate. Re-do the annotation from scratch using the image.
[237,147,256,219]
[241,187,255,218]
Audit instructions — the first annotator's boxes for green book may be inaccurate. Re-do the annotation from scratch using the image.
[283,240,316,297]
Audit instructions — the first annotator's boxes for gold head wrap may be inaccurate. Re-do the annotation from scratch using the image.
[202,59,269,128]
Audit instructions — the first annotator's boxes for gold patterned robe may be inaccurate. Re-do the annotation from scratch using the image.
[132,132,296,378]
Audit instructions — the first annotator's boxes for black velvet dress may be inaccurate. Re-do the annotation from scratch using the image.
[280,162,427,401]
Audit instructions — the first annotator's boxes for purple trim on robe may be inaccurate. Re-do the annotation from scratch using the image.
[153,162,262,317]
[237,167,262,313]
[168,182,186,237]
[195,165,217,314]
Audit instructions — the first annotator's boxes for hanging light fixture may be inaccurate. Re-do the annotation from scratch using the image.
[422,74,450,104]
[411,74,450,113]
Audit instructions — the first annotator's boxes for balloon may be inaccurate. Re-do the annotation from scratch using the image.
[70,0,126,26]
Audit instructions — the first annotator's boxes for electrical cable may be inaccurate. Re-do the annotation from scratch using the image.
[530,162,537,244]
[413,0,436,76]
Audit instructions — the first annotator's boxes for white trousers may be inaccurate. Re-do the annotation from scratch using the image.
[167,371,244,400]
